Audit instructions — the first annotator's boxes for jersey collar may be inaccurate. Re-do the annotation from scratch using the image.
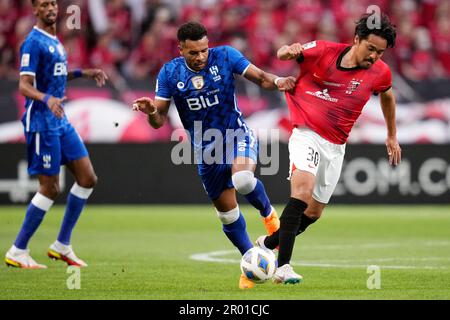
[336,46,362,71]
[33,26,58,40]
[184,60,200,73]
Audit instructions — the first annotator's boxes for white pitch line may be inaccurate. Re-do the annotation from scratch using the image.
[294,240,450,251]
[190,250,449,270]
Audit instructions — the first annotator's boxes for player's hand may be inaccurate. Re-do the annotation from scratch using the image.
[275,76,297,91]
[83,69,108,87]
[47,96,67,119]
[132,97,157,115]
[286,43,304,59]
[385,136,401,166]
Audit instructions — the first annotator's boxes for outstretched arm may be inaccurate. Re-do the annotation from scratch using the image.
[132,97,171,129]
[68,68,108,87]
[243,64,296,91]
[380,88,402,166]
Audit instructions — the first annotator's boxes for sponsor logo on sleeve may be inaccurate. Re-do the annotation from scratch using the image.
[302,41,317,50]
[21,54,30,67]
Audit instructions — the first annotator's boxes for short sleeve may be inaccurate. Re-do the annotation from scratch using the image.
[297,40,326,64]
[155,65,172,101]
[225,46,251,75]
[372,64,392,94]
[19,39,40,76]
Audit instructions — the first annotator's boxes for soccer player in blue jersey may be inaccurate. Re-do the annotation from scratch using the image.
[4,0,108,269]
[132,21,296,289]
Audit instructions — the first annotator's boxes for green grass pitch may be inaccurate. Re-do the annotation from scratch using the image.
[0,205,449,300]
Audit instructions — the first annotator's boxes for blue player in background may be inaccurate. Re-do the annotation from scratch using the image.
[5,0,108,269]
[132,21,296,289]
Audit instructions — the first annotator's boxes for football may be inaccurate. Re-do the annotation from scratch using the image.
[240,247,277,284]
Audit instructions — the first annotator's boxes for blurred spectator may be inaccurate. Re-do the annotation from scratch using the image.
[105,0,132,47]
[430,3,450,77]
[125,25,177,79]
[90,30,128,91]
[401,27,438,81]
[0,0,19,78]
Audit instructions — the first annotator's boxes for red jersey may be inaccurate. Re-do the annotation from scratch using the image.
[286,40,392,144]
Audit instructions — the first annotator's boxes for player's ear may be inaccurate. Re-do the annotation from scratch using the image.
[32,1,39,16]
[354,35,361,45]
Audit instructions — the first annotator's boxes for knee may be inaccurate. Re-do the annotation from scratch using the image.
[40,182,60,200]
[232,170,256,195]
[291,188,313,203]
[216,206,240,225]
[304,209,322,220]
[78,174,98,189]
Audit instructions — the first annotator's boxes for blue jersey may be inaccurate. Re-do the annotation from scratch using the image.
[155,46,252,149]
[19,26,69,132]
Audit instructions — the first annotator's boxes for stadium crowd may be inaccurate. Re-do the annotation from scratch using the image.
[1,0,450,85]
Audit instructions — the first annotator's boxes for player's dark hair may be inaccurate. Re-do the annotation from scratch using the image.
[355,13,396,48]
[177,22,208,42]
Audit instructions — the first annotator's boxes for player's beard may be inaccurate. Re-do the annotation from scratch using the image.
[43,12,57,26]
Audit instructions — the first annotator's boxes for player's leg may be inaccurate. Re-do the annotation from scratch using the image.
[230,130,279,235]
[232,157,272,217]
[280,169,315,262]
[262,128,321,283]
[48,125,94,267]
[298,199,325,234]
[204,163,255,289]
[292,140,345,238]
[5,131,61,268]
[265,129,345,283]
[260,198,325,249]
[213,189,255,289]
[55,156,96,246]
[267,169,314,284]
[212,188,253,257]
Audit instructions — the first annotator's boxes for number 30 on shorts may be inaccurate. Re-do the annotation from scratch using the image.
[306,147,319,166]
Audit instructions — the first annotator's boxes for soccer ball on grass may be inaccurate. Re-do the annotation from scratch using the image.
[240,247,277,283]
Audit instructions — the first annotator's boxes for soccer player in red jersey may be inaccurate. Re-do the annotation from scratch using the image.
[256,13,402,284]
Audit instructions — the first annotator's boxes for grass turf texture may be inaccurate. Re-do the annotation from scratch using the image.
[0,205,449,300]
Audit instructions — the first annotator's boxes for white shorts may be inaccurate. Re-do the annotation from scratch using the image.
[288,127,346,204]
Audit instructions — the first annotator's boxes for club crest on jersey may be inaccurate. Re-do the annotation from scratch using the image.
[209,66,221,82]
[49,46,55,53]
[191,76,205,90]
[346,79,363,95]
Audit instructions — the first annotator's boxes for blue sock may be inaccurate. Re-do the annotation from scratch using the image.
[222,213,253,255]
[244,179,272,217]
[57,184,92,245]
[14,194,53,249]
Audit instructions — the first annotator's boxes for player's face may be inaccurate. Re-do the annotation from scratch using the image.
[33,0,58,26]
[354,34,387,69]
[179,36,209,71]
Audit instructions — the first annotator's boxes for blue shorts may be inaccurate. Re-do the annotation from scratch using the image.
[25,124,88,176]
[198,129,258,201]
